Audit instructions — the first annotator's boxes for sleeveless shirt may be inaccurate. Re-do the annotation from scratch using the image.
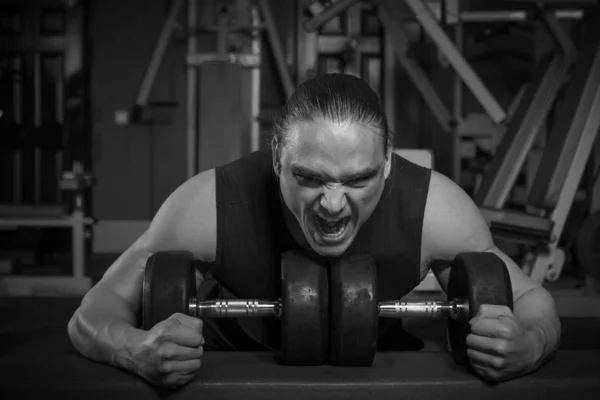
[207,149,432,350]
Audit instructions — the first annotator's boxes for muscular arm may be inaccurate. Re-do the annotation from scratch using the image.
[67,169,217,372]
[421,171,560,372]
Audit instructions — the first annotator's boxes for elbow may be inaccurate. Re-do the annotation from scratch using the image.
[67,288,100,358]
[67,302,89,357]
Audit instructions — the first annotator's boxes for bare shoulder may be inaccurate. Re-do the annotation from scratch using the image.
[144,168,217,261]
[421,170,493,262]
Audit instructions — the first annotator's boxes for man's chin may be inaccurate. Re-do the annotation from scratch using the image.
[309,245,344,258]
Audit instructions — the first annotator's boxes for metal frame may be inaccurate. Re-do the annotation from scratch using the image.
[304,0,361,32]
[473,53,573,208]
[257,0,294,99]
[403,0,506,125]
[186,0,199,178]
[527,28,600,282]
[133,0,184,121]
[184,0,293,176]
[375,0,453,133]
[0,1,94,296]
[0,212,94,295]
[0,166,95,295]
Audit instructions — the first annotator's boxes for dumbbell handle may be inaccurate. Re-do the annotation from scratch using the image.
[379,298,469,320]
[189,298,281,318]
[187,298,468,320]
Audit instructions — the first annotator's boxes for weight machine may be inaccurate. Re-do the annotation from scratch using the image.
[133,0,295,178]
[303,0,599,287]
[134,0,599,288]
[0,1,96,296]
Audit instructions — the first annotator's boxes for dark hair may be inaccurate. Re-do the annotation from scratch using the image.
[272,73,391,158]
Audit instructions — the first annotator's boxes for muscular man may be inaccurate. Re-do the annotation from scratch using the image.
[68,74,560,388]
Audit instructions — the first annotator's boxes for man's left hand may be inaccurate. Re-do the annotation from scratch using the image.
[466,304,540,382]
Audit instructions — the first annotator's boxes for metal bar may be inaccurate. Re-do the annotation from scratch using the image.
[540,9,576,57]
[452,0,463,184]
[531,53,600,281]
[250,5,261,152]
[403,0,506,124]
[56,152,62,204]
[216,7,229,56]
[34,53,41,204]
[72,209,85,279]
[375,1,452,133]
[13,56,22,204]
[506,83,528,124]
[317,36,380,53]
[258,0,295,99]
[14,153,21,204]
[303,0,361,32]
[186,0,198,178]
[193,299,280,318]
[529,25,600,210]
[379,300,458,318]
[56,68,64,204]
[384,33,395,135]
[134,0,183,111]
[459,9,584,23]
[474,54,572,208]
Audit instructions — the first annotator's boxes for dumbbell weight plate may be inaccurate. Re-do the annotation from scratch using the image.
[329,253,378,366]
[447,252,513,366]
[280,251,329,365]
[142,251,196,330]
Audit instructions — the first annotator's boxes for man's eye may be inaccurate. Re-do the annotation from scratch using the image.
[346,178,370,187]
[297,176,322,186]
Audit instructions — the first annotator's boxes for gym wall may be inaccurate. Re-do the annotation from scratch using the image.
[91,0,188,221]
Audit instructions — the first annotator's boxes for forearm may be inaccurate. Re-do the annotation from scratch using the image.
[513,286,561,370]
[68,289,147,373]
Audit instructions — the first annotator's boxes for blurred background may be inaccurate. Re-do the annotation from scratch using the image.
[0,0,599,318]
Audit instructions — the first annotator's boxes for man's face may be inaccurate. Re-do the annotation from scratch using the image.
[275,118,390,257]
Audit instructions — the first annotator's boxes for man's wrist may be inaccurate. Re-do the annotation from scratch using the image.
[110,324,148,373]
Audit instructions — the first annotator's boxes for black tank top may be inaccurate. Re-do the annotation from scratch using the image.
[209,149,431,350]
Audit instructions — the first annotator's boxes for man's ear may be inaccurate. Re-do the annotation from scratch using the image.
[271,136,281,177]
[384,144,393,179]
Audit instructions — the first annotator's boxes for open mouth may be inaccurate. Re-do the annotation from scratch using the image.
[313,215,351,241]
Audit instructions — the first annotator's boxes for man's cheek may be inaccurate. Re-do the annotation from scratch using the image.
[356,186,380,208]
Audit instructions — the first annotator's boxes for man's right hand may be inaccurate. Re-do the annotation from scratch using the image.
[134,313,205,388]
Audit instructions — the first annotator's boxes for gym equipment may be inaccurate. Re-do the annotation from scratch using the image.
[330,253,379,366]
[329,252,513,366]
[0,161,96,296]
[576,211,600,285]
[142,250,329,366]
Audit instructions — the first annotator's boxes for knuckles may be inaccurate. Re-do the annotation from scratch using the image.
[491,356,506,370]
[497,324,516,340]
[494,340,511,356]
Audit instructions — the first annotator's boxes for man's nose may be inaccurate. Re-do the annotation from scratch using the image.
[320,187,347,215]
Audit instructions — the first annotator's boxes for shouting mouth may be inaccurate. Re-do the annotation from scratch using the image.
[312,215,352,242]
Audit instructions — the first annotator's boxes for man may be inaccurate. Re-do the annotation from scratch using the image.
[68,73,560,388]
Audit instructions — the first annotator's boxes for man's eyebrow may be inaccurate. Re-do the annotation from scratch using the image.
[290,164,381,182]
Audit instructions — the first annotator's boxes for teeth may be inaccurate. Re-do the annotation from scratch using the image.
[314,215,348,239]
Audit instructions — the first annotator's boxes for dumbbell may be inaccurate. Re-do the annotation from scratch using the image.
[142,250,328,366]
[329,252,513,366]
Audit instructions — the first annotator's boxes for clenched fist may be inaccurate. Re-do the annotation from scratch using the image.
[466,304,540,382]
[134,313,205,388]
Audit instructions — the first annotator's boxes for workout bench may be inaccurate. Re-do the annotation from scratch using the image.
[0,162,96,296]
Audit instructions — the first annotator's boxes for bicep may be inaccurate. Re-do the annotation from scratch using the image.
[423,172,536,299]
[88,169,217,312]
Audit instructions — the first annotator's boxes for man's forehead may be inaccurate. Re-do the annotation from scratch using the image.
[288,119,379,145]
[283,120,383,158]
